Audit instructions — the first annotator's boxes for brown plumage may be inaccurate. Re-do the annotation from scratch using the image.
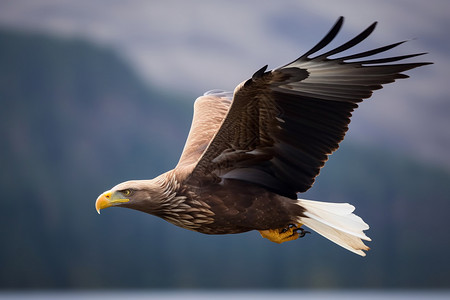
[95,17,431,256]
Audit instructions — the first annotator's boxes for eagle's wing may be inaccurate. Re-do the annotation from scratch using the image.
[186,17,430,197]
[175,90,232,171]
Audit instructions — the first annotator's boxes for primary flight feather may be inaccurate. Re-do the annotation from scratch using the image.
[96,17,431,256]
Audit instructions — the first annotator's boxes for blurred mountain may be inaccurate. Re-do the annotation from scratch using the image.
[0,29,449,289]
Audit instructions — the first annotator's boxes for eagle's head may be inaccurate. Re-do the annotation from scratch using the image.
[95,179,166,214]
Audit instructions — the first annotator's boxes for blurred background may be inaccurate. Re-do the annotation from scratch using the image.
[0,0,449,291]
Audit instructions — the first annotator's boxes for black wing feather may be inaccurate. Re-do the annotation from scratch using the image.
[188,17,431,198]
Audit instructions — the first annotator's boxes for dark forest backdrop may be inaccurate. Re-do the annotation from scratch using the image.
[1,29,449,289]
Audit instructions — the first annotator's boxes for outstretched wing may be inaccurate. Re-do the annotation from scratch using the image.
[186,17,431,198]
[175,90,232,173]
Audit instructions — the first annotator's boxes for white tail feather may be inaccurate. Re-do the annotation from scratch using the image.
[297,199,371,256]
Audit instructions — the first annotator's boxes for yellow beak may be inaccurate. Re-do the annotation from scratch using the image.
[95,191,130,214]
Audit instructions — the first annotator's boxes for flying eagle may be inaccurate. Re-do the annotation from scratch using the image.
[95,17,430,256]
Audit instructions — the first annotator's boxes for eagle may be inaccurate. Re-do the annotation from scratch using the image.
[95,17,430,256]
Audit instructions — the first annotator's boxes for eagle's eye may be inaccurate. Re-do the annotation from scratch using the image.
[121,189,132,196]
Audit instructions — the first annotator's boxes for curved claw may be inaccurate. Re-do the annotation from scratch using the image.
[280,223,297,233]
[294,227,311,238]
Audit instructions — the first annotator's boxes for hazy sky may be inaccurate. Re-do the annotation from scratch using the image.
[1,0,449,167]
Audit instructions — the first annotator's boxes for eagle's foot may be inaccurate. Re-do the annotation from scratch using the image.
[259,223,307,244]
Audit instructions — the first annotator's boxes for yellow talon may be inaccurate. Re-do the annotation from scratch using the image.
[259,223,304,244]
